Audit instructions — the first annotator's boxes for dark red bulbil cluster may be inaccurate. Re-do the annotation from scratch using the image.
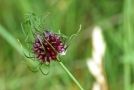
[32,31,66,62]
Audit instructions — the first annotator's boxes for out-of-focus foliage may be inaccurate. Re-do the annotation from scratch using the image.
[0,0,134,90]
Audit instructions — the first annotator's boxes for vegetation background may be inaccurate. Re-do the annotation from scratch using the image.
[0,0,133,90]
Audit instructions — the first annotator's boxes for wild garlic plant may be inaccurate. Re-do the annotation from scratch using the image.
[19,12,83,90]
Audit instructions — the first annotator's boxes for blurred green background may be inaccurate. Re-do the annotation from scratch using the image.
[0,0,134,90]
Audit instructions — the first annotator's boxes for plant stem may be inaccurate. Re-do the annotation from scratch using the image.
[58,61,84,90]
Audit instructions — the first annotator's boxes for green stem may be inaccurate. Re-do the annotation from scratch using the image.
[58,61,84,90]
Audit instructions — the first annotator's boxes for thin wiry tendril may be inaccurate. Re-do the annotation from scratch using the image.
[39,62,50,75]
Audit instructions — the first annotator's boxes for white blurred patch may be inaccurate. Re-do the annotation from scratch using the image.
[92,82,101,90]
[60,50,67,55]
[92,26,106,64]
[87,26,108,90]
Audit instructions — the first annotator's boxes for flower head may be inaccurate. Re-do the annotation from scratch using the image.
[21,12,68,64]
[33,31,66,62]
[21,12,81,75]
